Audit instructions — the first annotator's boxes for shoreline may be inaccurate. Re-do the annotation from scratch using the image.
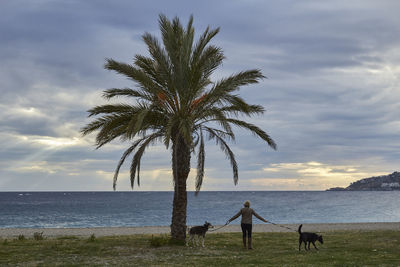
[1,222,399,238]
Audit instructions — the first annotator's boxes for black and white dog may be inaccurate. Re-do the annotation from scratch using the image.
[186,221,213,247]
[298,224,323,251]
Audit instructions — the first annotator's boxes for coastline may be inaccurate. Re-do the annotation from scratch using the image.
[1,222,399,238]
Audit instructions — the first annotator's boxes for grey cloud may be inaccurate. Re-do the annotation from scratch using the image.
[219,2,400,74]
[1,119,54,136]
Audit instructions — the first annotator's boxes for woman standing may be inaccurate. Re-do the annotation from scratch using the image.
[228,200,268,249]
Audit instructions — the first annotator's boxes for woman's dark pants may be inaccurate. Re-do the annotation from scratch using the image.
[241,223,252,238]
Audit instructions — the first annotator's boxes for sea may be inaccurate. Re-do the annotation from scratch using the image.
[0,191,399,228]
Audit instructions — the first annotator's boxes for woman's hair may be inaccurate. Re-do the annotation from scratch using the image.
[243,200,250,207]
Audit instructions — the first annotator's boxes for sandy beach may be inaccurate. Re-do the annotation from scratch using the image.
[0,222,399,238]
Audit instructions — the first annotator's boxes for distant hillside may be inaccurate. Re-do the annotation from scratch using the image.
[327,171,400,191]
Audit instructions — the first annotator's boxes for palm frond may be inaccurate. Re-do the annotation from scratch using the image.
[102,88,151,101]
[134,55,166,89]
[191,26,220,65]
[133,108,150,136]
[105,58,162,96]
[182,14,194,68]
[226,119,277,150]
[130,132,164,188]
[139,35,171,87]
[195,45,224,81]
[187,45,224,106]
[200,126,235,141]
[158,14,181,72]
[113,138,146,190]
[93,114,132,148]
[81,117,109,136]
[81,113,131,148]
[123,102,157,139]
[87,104,136,117]
[195,108,233,136]
[210,69,265,98]
[195,129,205,194]
[206,128,238,185]
[220,103,265,117]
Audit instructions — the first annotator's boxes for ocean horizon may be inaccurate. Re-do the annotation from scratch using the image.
[1,191,399,228]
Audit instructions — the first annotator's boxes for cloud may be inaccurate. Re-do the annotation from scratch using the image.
[8,161,65,174]
[249,161,386,190]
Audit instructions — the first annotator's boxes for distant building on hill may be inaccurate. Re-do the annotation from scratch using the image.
[327,171,400,191]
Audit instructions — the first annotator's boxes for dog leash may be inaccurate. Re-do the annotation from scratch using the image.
[209,221,297,232]
[208,222,230,232]
[265,221,298,232]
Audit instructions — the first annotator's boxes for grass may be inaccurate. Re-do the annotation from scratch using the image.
[0,230,400,266]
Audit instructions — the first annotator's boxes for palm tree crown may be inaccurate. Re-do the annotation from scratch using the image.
[81,14,276,240]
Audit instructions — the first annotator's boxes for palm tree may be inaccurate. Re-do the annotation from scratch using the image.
[81,14,276,241]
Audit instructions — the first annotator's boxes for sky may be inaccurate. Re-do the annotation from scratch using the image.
[0,0,399,191]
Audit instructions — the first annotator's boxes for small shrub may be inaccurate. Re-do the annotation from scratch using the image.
[57,236,79,240]
[87,234,96,242]
[18,235,26,241]
[149,234,170,247]
[2,239,8,245]
[149,234,185,247]
[169,238,185,246]
[33,232,44,241]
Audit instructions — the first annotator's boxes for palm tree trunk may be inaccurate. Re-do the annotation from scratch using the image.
[170,134,191,241]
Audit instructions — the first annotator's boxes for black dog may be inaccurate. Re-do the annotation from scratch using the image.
[298,224,323,251]
[186,221,213,247]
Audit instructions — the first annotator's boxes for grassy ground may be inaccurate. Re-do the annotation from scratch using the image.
[1,230,400,266]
